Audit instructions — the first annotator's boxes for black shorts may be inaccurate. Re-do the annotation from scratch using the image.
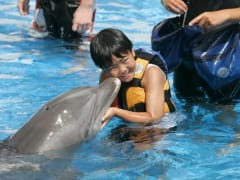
[40,0,81,39]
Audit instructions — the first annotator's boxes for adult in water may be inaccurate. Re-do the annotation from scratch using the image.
[161,0,240,103]
[17,0,96,39]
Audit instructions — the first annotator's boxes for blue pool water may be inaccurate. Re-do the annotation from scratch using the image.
[1,0,240,179]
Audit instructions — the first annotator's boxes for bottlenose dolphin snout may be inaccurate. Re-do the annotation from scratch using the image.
[5,78,121,154]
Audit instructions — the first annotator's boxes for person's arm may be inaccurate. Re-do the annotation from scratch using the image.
[17,0,30,15]
[161,0,188,14]
[102,65,166,124]
[72,0,96,33]
[189,8,240,30]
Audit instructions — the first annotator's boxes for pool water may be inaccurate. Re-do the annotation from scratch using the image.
[1,0,240,179]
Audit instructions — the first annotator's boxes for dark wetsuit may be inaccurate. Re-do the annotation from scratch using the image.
[174,0,240,103]
[40,0,82,39]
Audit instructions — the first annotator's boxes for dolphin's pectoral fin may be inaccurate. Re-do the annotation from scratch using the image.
[0,141,18,153]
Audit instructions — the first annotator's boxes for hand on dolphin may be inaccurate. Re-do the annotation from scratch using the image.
[101,107,117,128]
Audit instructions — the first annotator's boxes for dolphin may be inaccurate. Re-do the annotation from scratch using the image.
[3,77,121,154]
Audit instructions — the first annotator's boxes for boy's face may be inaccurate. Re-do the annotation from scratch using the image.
[105,49,136,83]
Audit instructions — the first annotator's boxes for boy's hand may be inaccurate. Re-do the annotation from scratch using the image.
[101,107,117,128]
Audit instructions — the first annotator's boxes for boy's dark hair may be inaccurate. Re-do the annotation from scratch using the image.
[90,28,133,70]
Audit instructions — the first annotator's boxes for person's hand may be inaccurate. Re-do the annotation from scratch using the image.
[101,107,117,127]
[72,5,95,34]
[17,0,30,15]
[161,0,188,14]
[189,10,230,31]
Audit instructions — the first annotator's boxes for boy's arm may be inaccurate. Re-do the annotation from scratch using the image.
[102,66,166,124]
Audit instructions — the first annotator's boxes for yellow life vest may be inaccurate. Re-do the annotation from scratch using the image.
[118,55,176,113]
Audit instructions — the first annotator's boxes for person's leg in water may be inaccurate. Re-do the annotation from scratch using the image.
[32,0,47,32]
[174,63,240,103]
[39,0,79,39]
[173,63,207,101]
[35,0,96,40]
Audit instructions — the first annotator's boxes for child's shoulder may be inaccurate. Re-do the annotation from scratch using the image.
[135,48,168,74]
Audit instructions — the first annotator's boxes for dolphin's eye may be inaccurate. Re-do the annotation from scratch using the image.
[44,106,49,110]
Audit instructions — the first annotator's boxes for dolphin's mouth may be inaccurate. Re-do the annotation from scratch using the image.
[100,78,121,129]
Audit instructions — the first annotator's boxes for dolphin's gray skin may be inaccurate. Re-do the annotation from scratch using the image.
[5,78,121,154]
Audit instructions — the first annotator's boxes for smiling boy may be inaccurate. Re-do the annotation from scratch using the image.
[90,28,176,125]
